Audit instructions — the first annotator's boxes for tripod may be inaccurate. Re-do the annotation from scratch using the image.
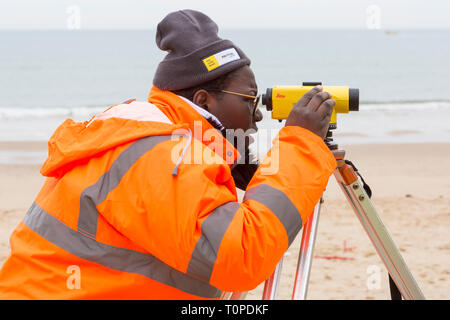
[225,130,426,300]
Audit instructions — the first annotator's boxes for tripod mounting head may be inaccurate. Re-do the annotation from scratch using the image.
[325,129,338,151]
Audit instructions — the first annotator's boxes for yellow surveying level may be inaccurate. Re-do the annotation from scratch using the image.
[261,82,359,129]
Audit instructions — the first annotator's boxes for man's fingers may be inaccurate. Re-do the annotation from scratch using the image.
[297,85,323,107]
[318,98,336,120]
[309,91,332,111]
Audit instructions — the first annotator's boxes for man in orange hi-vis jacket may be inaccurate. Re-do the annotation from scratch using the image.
[0,10,337,299]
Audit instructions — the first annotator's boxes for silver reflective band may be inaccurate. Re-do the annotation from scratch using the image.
[187,202,240,282]
[243,184,302,245]
[78,134,180,238]
[24,202,222,298]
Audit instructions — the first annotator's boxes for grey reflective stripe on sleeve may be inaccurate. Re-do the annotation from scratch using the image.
[78,134,179,238]
[24,202,222,298]
[243,184,302,245]
[186,202,240,282]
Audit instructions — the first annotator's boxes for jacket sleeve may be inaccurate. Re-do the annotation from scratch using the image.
[122,126,337,292]
[207,126,337,291]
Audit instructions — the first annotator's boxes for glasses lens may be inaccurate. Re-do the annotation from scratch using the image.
[253,95,260,116]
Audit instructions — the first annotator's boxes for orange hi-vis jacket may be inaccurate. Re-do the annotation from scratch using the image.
[0,86,337,299]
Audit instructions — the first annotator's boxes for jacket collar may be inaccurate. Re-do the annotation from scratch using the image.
[148,86,239,165]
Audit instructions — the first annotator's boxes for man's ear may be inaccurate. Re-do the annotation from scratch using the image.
[192,90,209,110]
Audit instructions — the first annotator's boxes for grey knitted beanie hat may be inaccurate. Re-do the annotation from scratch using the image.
[153,9,251,91]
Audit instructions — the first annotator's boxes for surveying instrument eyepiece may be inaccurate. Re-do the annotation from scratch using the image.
[261,82,359,130]
[225,82,425,301]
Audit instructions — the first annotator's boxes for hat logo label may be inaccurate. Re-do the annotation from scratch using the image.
[202,48,240,72]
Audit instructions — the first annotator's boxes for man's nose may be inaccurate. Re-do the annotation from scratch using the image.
[254,108,263,122]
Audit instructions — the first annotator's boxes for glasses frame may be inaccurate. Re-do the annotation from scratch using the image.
[207,89,260,117]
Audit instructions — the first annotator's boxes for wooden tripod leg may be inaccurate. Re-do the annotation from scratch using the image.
[333,150,426,300]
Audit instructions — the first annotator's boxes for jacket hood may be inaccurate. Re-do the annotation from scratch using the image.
[40,109,186,178]
[41,89,239,178]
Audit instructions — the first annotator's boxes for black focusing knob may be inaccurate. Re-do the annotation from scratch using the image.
[261,88,273,111]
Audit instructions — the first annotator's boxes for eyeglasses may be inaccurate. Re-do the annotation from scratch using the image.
[208,89,260,117]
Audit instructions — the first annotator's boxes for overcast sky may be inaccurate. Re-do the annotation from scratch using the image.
[1,0,449,30]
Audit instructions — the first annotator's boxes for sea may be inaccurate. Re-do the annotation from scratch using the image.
[0,29,449,164]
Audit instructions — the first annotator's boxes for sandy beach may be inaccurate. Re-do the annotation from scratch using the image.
[0,141,449,299]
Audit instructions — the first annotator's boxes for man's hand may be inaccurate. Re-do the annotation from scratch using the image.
[285,85,336,139]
